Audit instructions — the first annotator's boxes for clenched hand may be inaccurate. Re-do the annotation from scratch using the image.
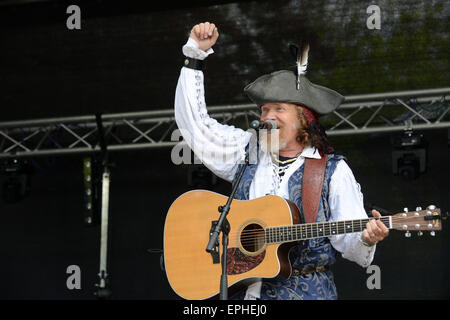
[190,22,219,52]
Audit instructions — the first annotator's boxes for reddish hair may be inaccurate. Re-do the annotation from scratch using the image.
[295,105,333,154]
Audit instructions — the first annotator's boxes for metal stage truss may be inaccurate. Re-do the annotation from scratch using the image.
[1,87,449,159]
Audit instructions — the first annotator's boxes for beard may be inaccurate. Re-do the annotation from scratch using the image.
[259,129,283,154]
[259,128,293,155]
[259,121,300,154]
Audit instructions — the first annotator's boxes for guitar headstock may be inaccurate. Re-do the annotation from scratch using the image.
[391,205,442,237]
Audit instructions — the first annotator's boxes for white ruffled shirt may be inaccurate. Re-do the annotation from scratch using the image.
[174,38,376,299]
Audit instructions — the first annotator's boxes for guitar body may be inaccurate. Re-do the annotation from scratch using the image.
[163,190,301,300]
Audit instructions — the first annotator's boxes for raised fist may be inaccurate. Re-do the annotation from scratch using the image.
[190,22,219,52]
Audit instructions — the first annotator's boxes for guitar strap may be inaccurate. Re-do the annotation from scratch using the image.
[301,155,327,223]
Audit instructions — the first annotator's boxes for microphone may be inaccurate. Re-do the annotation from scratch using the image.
[250,120,278,130]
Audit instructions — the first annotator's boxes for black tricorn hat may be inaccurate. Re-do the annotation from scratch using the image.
[244,70,345,115]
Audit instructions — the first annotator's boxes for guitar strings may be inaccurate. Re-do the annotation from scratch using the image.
[224,213,429,240]
[233,219,394,247]
[231,217,392,238]
[235,226,394,240]
[225,216,419,244]
[227,216,423,242]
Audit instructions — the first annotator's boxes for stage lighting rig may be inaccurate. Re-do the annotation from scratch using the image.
[391,130,427,180]
[83,157,101,226]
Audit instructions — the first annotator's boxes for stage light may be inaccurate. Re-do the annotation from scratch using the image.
[1,159,34,203]
[391,130,427,180]
[83,157,100,226]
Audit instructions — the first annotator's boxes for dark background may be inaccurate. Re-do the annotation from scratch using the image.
[0,0,449,300]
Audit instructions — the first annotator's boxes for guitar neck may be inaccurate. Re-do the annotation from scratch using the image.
[265,216,392,244]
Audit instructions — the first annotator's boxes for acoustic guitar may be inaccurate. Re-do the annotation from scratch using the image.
[163,190,442,300]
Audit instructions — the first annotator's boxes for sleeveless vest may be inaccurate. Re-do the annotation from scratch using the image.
[231,152,344,300]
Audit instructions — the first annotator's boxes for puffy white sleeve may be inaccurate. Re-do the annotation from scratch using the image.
[328,160,376,268]
[174,38,252,182]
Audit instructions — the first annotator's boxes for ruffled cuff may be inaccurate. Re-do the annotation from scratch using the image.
[182,37,214,60]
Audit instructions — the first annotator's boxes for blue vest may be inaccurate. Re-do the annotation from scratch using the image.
[231,152,344,300]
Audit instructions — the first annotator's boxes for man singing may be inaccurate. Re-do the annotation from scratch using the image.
[174,22,389,300]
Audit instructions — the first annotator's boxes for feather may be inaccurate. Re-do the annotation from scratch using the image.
[289,41,310,90]
[297,41,309,76]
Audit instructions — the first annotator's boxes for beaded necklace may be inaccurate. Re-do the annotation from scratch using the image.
[270,152,300,184]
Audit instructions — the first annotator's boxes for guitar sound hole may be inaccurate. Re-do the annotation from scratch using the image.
[240,223,265,253]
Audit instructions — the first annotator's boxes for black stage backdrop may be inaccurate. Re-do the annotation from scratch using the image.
[0,0,449,300]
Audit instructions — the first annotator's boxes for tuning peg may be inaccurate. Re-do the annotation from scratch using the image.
[430,231,436,237]
[417,231,423,236]
[415,206,422,211]
[427,205,436,210]
[403,207,409,213]
[405,231,411,238]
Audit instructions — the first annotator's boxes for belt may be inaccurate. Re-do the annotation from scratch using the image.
[291,265,330,277]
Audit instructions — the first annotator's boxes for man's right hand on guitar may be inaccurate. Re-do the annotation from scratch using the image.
[190,22,219,52]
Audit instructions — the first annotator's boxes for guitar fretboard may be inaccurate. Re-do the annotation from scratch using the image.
[265,217,391,244]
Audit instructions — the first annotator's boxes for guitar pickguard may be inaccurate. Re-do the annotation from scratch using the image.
[226,247,265,275]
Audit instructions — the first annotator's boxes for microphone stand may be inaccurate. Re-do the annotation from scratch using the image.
[205,127,259,300]
[94,113,113,300]
[205,152,249,300]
